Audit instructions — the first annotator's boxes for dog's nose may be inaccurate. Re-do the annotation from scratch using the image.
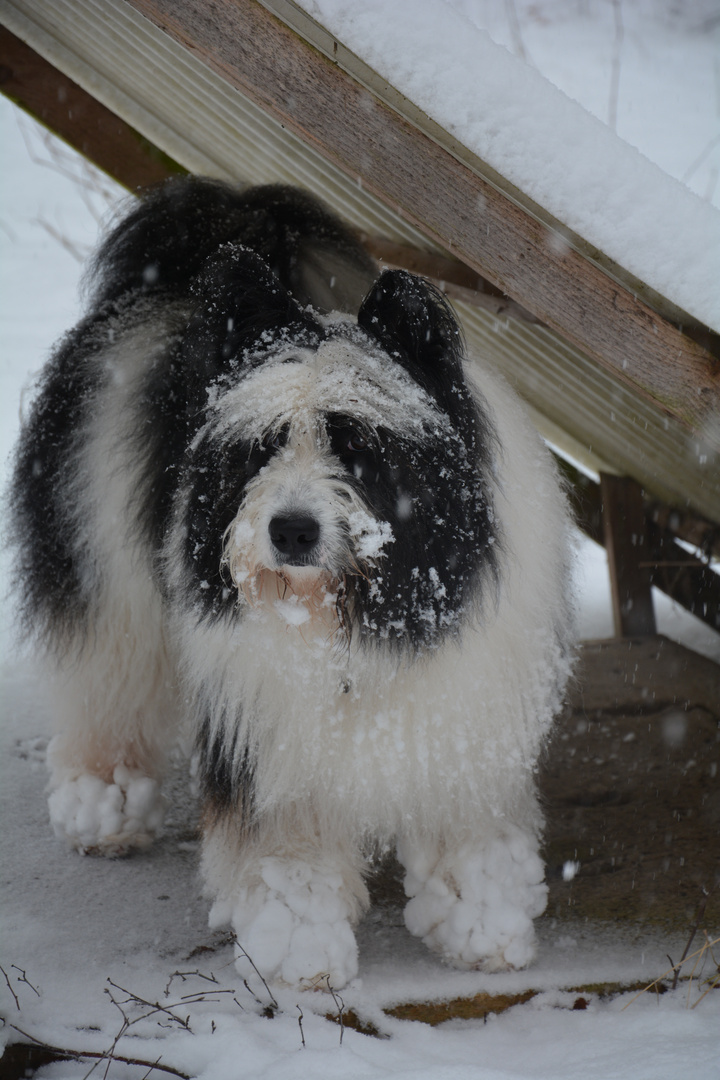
[269,515,320,562]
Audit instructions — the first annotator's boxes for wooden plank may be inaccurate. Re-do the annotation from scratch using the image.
[263,0,716,348]
[646,527,720,633]
[0,29,533,326]
[601,473,657,637]
[4,0,719,521]
[562,460,719,633]
[124,0,720,446]
[364,236,539,324]
[648,502,720,561]
[2,22,716,635]
[0,25,184,189]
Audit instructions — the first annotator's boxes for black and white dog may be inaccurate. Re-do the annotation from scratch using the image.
[10,178,573,988]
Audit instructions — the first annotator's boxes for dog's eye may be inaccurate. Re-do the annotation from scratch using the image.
[326,419,379,483]
[262,428,287,452]
[346,431,369,453]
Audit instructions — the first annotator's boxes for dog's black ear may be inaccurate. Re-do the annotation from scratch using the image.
[182,243,323,404]
[357,269,465,393]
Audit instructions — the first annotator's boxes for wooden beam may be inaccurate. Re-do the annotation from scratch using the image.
[125,0,720,446]
[2,22,716,636]
[0,29,536,327]
[646,527,720,633]
[647,501,720,561]
[559,460,720,635]
[363,236,539,324]
[0,25,184,189]
[0,30,536,330]
[3,0,719,520]
[601,473,657,637]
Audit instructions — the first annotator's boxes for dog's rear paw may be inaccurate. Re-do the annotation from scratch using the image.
[401,829,547,972]
[48,765,164,856]
[211,858,359,990]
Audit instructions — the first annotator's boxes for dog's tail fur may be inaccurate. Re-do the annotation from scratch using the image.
[86,177,377,314]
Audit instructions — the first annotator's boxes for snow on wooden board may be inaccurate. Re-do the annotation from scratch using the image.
[297,0,720,333]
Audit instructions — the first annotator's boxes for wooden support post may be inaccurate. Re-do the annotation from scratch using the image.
[601,473,657,637]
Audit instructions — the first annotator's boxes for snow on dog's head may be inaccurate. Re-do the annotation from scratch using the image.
[172,253,500,652]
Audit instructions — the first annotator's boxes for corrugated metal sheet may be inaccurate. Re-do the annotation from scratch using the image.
[2,0,718,519]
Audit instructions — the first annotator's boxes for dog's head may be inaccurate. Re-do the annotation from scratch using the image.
[171,247,500,652]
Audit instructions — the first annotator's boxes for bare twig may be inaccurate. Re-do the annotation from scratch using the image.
[682,132,720,185]
[0,965,20,1010]
[622,935,720,1009]
[106,980,192,1032]
[17,115,117,218]
[81,1011,130,1080]
[325,977,346,1046]
[164,969,221,997]
[11,965,40,997]
[608,0,624,132]
[8,1023,190,1079]
[672,887,713,990]
[233,939,279,1013]
[505,0,531,65]
[33,217,90,263]
[690,933,720,1008]
[297,1004,305,1048]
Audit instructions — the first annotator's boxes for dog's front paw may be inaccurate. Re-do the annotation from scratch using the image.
[211,858,359,989]
[48,765,164,856]
[400,828,547,971]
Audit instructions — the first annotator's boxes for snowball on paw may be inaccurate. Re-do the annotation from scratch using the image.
[48,767,164,856]
[239,897,295,976]
[400,827,548,972]
[225,858,360,989]
[280,917,358,989]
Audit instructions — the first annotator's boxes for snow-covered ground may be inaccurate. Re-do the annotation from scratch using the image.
[1,2,719,1073]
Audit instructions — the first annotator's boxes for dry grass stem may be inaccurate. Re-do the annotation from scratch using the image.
[622,934,720,1010]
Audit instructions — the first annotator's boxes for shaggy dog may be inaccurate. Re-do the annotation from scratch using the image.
[10,177,573,988]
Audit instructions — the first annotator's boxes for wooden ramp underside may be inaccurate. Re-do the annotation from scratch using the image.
[2,0,719,528]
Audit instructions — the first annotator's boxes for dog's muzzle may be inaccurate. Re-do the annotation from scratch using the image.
[269,514,321,565]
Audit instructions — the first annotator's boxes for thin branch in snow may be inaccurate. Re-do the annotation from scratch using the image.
[32,216,90,263]
[8,1023,190,1079]
[681,132,720,186]
[11,964,40,997]
[106,979,193,1032]
[704,164,719,204]
[671,885,713,991]
[163,969,221,998]
[89,1003,132,1080]
[622,934,720,1009]
[233,938,279,1014]
[17,115,117,221]
[13,111,119,267]
[0,217,18,242]
[0,964,20,1010]
[242,978,277,1018]
[325,976,346,1046]
[608,0,624,132]
[504,0,532,66]
[106,978,240,1029]
[690,933,720,1008]
[297,1004,305,1048]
